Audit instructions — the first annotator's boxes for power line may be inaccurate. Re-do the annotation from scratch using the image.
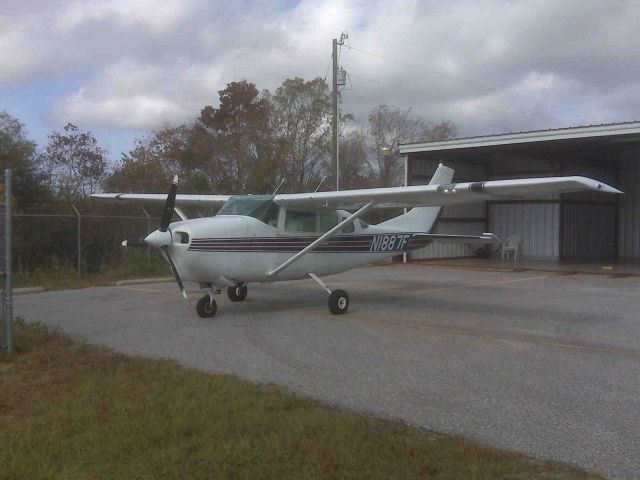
[344,73,513,133]
[347,72,506,117]
[349,73,444,98]
[345,44,494,93]
[323,52,333,82]
[342,44,557,123]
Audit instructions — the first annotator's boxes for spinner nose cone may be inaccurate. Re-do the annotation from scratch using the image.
[145,229,172,249]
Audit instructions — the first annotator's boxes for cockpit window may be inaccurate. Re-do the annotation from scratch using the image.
[217,195,280,227]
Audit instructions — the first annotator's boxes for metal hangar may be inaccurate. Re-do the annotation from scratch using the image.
[400,121,640,261]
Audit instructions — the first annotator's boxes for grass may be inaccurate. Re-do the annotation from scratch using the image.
[14,256,169,291]
[13,265,168,290]
[0,320,603,480]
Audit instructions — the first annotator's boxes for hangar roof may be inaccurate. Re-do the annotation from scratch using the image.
[399,121,640,154]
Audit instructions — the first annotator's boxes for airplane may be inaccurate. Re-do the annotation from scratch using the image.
[91,164,621,318]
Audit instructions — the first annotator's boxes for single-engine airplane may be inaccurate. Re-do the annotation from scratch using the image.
[92,164,621,317]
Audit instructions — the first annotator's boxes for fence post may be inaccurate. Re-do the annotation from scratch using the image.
[142,207,151,266]
[71,204,81,277]
[4,169,12,355]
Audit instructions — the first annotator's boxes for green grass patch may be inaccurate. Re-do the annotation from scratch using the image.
[0,320,603,480]
[14,255,169,290]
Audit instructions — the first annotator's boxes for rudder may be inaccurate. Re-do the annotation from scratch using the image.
[378,163,454,232]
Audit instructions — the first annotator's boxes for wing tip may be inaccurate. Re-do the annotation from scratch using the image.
[580,177,623,194]
[598,183,623,194]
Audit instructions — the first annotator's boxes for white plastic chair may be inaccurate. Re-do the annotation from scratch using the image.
[501,234,521,260]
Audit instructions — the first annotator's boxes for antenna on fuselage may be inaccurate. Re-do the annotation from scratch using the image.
[273,178,286,195]
[315,175,328,192]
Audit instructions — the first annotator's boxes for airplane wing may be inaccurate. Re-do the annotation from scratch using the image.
[90,193,230,207]
[273,176,621,210]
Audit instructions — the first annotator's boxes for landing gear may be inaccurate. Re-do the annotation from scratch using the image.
[328,289,349,315]
[227,283,248,302]
[196,295,217,318]
[308,273,350,315]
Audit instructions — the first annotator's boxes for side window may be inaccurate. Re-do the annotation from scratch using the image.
[285,210,317,233]
[341,219,355,233]
[319,213,339,233]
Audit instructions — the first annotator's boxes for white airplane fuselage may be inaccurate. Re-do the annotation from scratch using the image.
[167,214,427,287]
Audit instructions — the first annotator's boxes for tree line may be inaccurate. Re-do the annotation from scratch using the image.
[3,77,456,211]
[1,76,456,273]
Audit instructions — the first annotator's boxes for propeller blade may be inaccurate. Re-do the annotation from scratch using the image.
[160,245,187,299]
[160,175,179,232]
[122,237,147,247]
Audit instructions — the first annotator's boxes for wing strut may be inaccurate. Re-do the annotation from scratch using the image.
[268,202,374,277]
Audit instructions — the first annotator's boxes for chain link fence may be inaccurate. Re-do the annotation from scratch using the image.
[13,211,163,275]
[12,209,170,279]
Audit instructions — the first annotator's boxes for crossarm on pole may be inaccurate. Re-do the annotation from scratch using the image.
[268,202,374,277]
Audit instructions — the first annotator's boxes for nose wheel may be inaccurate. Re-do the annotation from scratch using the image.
[196,295,217,318]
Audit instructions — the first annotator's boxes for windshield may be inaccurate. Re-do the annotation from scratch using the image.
[217,195,279,227]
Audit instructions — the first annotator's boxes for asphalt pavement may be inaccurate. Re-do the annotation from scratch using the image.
[15,264,640,479]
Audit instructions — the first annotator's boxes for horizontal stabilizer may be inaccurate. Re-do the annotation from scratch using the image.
[408,232,500,248]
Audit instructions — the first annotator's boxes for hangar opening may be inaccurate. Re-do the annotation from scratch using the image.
[400,122,640,262]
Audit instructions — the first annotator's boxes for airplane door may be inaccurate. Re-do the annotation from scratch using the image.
[274,208,318,277]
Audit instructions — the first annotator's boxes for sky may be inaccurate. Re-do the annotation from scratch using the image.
[1,0,639,162]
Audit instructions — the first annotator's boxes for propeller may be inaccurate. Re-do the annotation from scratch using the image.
[160,245,186,299]
[121,175,187,299]
[121,237,147,247]
[160,175,178,232]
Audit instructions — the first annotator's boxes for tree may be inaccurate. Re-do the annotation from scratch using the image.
[44,123,108,199]
[272,77,332,192]
[339,122,373,190]
[198,81,280,194]
[0,111,51,210]
[368,105,457,187]
[106,125,188,193]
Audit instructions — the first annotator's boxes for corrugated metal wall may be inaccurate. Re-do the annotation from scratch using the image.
[489,203,560,258]
[413,204,486,259]
[560,164,618,259]
[409,148,640,261]
[563,203,617,259]
[619,149,640,258]
[409,159,488,260]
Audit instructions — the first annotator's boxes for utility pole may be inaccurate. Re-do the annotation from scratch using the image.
[4,169,12,355]
[332,38,339,191]
[332,32,348,191]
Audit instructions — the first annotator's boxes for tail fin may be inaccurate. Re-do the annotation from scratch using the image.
[379,163,454,232]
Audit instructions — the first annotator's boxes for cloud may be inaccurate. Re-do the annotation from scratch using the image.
[51,58,224,128]
[56,0,190,33]
[2,0,639,136]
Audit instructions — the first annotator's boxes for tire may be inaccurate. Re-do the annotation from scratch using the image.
[328,289,349,315]
[227,283,248,302]
[196,295,217,318]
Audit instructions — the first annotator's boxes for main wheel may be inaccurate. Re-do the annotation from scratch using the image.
[227,283,248,302]
[196,295,217,318]
[328,289,349,315]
